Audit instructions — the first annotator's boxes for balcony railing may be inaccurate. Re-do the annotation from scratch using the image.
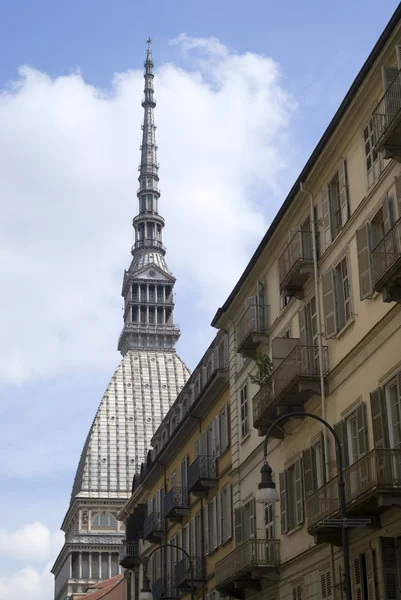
[163,487,189,520]
[152,578,177,600]
[306,448,401,532]
[119,541,139,569]
[174,557,204,588]
[372,217,401,300]
[253,345,329,433]
[215,539,280,591]
[372,68,401,153]
[187,455,217,495]
[237,304,269,358]
[132,239,166,253]
[143,512,163,541]
[278,230,314,298]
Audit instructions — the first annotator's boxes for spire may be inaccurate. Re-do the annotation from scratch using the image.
[118,41,181,356]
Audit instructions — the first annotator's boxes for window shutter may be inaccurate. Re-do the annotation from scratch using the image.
[334,420,349,470]
[279,471,288,534]
[217,492,222,546]
[339,158,349,227]
[365,548,376,600]
[383,193,394,234]
[234,507,243,547]
[395,174,401,218]
[212,497,218,550]
[219,405,229,453]
[370,387,388,449]
[381,537,398,600]
[382,66,400,125]
[356,403,368,457]
[204,505,209,555]
[214,416,221,457]
[302,447,314,497]
[320,570,332,599]
[298,307,307,345]
[226,484,232,541]
[249,498,256,538]
[321,184,332,249]
[356,224,374,299]
[322,269,337,338]
[352,555,363,600]
[294,458,304,526]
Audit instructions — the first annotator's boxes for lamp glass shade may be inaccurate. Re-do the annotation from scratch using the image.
[139,591,154,600]
[256,486,279,504]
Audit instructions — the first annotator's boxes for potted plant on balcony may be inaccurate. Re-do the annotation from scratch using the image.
[249,350,273,388]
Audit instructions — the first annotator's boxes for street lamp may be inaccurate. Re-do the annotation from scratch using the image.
[256,411,352,600]
[139,543,195,600]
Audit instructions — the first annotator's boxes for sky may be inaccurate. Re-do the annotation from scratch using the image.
[0,1,399,598]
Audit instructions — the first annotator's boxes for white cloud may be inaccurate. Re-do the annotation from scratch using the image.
[0,521,63,562]
[0,35,295,384]
[0,563,55,600]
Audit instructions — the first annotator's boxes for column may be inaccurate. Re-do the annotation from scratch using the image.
[163,307,166,325]
[69,554,72,578]
[99,552,102,578]
[108,553,112,578]
[163,285,166,304]
[89,552,92,579]
[78,552,82,579]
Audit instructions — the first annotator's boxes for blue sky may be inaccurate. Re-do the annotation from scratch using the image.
[0,1,399,598]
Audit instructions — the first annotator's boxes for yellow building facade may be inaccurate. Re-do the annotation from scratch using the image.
[211,6,401,600]
[118,331,234,600]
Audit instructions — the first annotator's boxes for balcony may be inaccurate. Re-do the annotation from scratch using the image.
[152,578,177,600]
[372,68,401,161]
[132,239,166,254]
[187,455,217,497]
[253,344,329,437]
[215,539,280,598]
[306,448,401,545]
[372,217,401,303]
[143,512,164,543]
[237,304,269,358]
[278,230,314,300]
[163,487,190,521]
[119,541,140,570]
[174,557,204,590]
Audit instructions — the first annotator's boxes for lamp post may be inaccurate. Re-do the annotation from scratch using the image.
[255,412,352,600]
[139,543,195,600]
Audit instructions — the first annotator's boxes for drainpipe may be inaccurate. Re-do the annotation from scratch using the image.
[300,183,337,598]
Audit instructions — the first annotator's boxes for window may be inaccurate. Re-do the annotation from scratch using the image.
[292,583,303,600]
[279,457,303,533]
[303,435,325,497]
[334,403,367,470]
[234,498,255,546]
[219,405,229,454]
[352,548,376,600]
[320,569,332,599]
[280,290,291,310]
[364,118,383,188]
[371,372,401,459]
[321,159,349,249]
[220,484,232,544]
[322,252,353,338]
[92,513,116,529]
[240,385,248,438]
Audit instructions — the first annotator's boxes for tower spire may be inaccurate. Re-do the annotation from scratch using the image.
[118,41,181,356]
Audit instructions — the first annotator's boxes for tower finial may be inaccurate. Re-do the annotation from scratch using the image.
[146,37,152,46]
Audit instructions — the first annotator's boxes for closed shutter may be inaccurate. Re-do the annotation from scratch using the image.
[334,420,349,469]
[212,497,218,550]
[249,498,256,538]
[279,471,288,534]
[264,502,274,539]
[322,269,337,338]
[395,174,401,218]
[217,492,222,546]
[383,193,394,234]
[292,583,303,600]
[339,159,349,227]
[320,570,332,599]
[356,224,374,299]
[302,447,314,497]
[219,405,229,453]
[225,484,232,541]
[298,307,307,345]
[294,458,304,526]
[365,548,376,600]
[352,555,363,600]
[356,403,368,457]
[234,507,243,547]
[380,537,398,600]
[321,183,332,249]
[214,416,221,457]
[204,505,209,555]
[370,388,389,448]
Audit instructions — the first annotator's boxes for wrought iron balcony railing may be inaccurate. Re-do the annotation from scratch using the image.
[163,487,189,520]
[215,539,280,590]
[278,230,314,297]
[372,68,401,151]
[143,512,163,541]
[151,578,177,600]
[306,448,401,532]
[119,541,140,569]
[174,557,204,588]
[236,304,269,357]
[372,216,401,298]
[253,345,329,433]
[187,455,217,495]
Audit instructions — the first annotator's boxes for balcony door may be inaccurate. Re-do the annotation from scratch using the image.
[299,296,318,373]
[385,374,401,479]
[265,503,276,563]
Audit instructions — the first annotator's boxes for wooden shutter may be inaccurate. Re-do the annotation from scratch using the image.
[298,307,307,345]
[334,420,349,469]
[370,387,388,448]
[395,174,401,219]
[217,492,222,546]
[204,505,209,555]
[339,159,349,227]
[356,403,368,457]
[352,555,363,600]
[212,497,218,550]
[320,570,332,599]
[294,458,304,526]
[302,447,314,497]
[365,548,376,600]
[322,269,337,338]
[226,484,232,541]
[214,416,221,457]
[321,183,332,249]
[249,498,256,538]
[234,507,243,546]
[356,224,374,299]
[279,471,288,534]
[383,193,394,234]
[219,405,229,453]
[380,537,398,600]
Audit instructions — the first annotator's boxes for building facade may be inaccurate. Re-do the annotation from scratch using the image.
[52,43,190,600]
[211,6,401,600]
[118,332,233,600]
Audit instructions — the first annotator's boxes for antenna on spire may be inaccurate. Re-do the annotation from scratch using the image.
[146,37,152,47]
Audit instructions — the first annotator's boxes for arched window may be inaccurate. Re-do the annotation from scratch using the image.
[92,513,116,529]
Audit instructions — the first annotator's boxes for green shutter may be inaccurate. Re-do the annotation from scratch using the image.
[302,447,314,497]
[322,269,337,338]
[356,224,374,299]
[279,471,288,534]
[370,388,388,449]
[380,537,398,600]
